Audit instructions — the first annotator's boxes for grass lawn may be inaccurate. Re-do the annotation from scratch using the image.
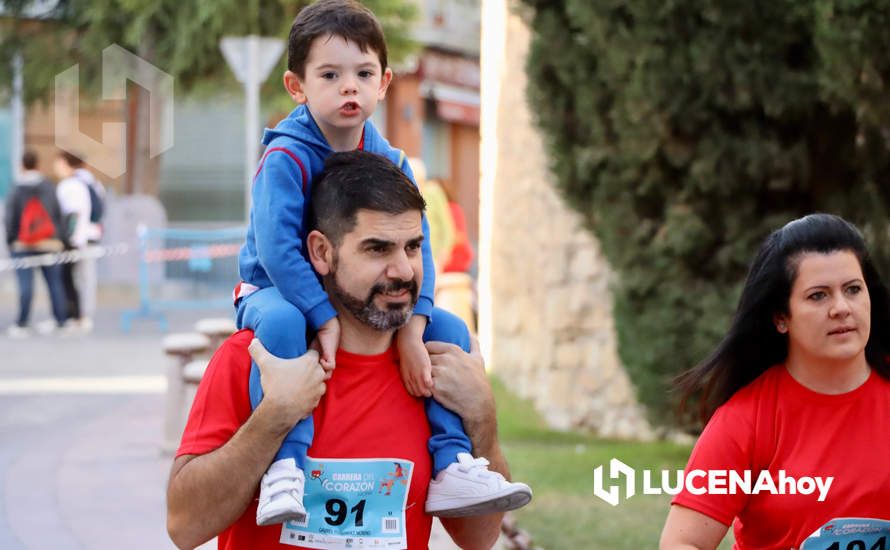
[492,376,735,549]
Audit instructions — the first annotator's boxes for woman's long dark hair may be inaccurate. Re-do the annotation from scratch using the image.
[677,213,890,424]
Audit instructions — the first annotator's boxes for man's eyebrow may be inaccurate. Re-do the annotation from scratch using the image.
[360,235,425,248]
[360,238,394,248]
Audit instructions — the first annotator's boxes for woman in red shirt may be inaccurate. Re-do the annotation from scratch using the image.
[660,213,890,550]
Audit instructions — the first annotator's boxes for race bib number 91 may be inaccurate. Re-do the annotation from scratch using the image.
[280,457,414,549]
[800,518,890,550]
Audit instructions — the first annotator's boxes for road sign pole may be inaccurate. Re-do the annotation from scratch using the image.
[220,35,285,223]
[244,37,260,222]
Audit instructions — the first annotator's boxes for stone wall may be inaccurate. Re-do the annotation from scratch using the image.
[481,2,653,440]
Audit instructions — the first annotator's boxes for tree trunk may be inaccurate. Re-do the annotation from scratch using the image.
[125,30,163,196]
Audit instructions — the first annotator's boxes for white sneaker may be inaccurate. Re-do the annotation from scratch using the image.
[256,458,307,526]
[425,453,533,517]
[6,325,31,339]
[35,320,59,335]
[79,317,94,334]
[59,319,82,337]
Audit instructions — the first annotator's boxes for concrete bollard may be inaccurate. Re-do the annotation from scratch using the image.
[181,358,210,426]
[161,332,211,454]
[194,317,238,354]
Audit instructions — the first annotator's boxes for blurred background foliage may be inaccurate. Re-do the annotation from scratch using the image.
[0,0,418,113]
[519,0,890,425]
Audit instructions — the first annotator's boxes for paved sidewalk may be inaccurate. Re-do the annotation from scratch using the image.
[0,286,476,549]
[0,393,462,549]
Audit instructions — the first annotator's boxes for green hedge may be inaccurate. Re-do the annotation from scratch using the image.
[519,0,890,423]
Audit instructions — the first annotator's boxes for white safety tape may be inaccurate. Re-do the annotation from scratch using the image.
[0,244,129,272]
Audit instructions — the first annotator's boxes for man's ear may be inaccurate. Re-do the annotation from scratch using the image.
[284,70,308,104]
[307,230,334,275]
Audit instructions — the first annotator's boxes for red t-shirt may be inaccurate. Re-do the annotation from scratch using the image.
[177,330,433,549]
[672,365,890,549]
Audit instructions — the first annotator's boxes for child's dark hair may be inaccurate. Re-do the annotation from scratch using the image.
[310,151,425,245]
[288,0,388,78]
[676,213,890,423]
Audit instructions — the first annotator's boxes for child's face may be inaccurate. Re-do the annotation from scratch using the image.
[288,34,392,141]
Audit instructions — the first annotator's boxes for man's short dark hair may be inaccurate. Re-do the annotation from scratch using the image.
[58,151,84,168]
[310,151,425,245]
[22,150,38,170]
[287,0,388,78]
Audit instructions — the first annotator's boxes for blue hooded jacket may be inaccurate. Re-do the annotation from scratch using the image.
[238,104,436,331]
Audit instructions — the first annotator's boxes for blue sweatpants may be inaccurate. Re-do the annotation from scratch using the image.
[236,286,473,475]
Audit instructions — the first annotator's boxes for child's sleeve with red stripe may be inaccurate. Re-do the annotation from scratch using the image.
[252,148,337,330]
[398,154,435,320]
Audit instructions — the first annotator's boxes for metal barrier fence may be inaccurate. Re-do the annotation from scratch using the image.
[120,225,245,332]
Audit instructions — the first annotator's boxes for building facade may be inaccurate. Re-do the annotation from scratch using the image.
[384,0,482,249]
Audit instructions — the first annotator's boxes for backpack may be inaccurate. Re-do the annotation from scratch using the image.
[74,170,105,223]
[18,196,57,244]
[86,182,104,223]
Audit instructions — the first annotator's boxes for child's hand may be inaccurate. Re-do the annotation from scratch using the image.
[313,316,340,374]
[398,329,433,397]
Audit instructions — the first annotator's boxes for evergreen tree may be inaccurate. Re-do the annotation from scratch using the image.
[520,0,890,423]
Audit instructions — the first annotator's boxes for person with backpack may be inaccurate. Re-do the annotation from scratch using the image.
[53,151,94,334]
[4,151,69,338]
[74,162,105,240]
[72,158,105,329]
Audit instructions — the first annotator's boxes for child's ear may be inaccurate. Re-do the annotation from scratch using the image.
[377,67,393,101]
[307,230,334,275]
[284,70,308,104]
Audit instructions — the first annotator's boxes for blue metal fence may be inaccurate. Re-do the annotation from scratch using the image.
[120,225,245,331]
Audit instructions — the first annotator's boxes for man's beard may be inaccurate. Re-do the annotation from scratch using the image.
[326,269,419,332]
